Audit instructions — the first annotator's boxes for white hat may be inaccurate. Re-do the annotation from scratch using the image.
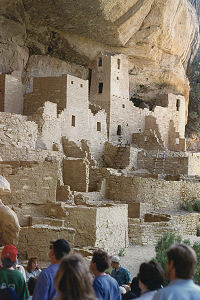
[112,255,120,263]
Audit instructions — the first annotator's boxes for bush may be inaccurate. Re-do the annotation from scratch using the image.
[193,199,200,212]
[197,226,200,237]
[154,233,200,285]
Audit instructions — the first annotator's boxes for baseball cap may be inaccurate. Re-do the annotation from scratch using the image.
[112,255,120,263]
[50,239,70,254]
[1,245,17,262]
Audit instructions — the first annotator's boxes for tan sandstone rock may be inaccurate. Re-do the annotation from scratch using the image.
[0,0,198,118]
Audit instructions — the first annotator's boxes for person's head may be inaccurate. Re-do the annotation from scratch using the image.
[49,239,70,263]
[28,277,37,296]
[1,245,17,268]
[111,255,120,270]
[167,243,197,280]
[55,253,96,300]
[27,257,39,273]
[138,261,164,293]
[90,249,110,275]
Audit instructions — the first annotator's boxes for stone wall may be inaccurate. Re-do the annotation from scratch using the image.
[64,204,128,254]
[0,161,58,205]
[0,112,38,149]
[106,175,200,212]
[128,212,200,245]
[63,158,89,192]
[103,142,131,169]
[0,74,24,115]
[128,218,176,245]
[24,75,67,115]
[18,225,75,261]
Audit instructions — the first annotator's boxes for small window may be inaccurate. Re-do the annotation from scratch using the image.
[97,122,101,132]
[80,84,83,87]
[98,82,103,94]
[176,99,180,111]
[98,57,102,67]
[117,77,119,80]
[71,81,74,84]
[117,125,122,136]
[122,104,125,108]
[117,59,120,69]
[71,115,75,127]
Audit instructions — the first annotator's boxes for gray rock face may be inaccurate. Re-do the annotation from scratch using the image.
[0,0,199,112]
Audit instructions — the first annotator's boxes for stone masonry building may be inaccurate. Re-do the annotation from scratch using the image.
[0,52,200,260]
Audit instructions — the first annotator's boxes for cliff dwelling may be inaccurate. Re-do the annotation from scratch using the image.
[0,0,199,262]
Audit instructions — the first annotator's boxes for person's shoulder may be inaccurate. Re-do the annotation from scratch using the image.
[120,266,129,273]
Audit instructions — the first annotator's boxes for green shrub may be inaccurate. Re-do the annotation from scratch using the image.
[185,202,194,212]
[193,199,200,212]
[154,233,200,285]
[118,248,125,257]
[197,226,200,237]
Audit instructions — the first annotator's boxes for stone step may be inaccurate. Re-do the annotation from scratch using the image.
[31,216,65,227]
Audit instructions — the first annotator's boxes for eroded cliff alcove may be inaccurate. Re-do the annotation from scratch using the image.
[0,0,199,112]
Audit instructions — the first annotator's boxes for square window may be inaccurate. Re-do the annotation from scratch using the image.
[80,84,83,87]
[71,81,74,84]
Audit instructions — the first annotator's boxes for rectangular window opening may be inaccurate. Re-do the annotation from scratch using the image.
[98,57,102,67]
[71,115,75,127]
[117,125,122,136]
[97,122,101,132]
[98,82,103,94]
[117,59,120,69]
[176,99,180,111]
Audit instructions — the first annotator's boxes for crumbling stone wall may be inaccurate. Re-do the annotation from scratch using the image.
[0,112,38,149]
[0,161,59,205]
[106,175,200,212]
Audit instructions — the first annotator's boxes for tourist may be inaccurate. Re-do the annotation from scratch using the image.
[0,244,29,300]
[26,257,41,282]
[133,261,164,300]
[122,276,141,300]
[152,243,200,300]
[32,239,70,300]
[55,253,97,300]
[111,256,131,287]
[27,277,37,300]
[90,249,121,300]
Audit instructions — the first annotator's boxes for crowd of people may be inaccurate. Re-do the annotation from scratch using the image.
[0,239,200,300]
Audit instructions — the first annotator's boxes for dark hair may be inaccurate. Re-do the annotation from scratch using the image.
[2,258,15,268]
[167,244,197,279]
[138,261,164,291]
[27,257,39,273]
[92,250,110,272]
[55,253,97,300]
[28,277,37,296]
[51,240,70,261]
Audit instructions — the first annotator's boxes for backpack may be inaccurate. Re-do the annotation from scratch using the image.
[0,287,19,300]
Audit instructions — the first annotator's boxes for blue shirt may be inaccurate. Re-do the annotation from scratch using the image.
[32,264,59,300]
[111,266,131,286]
[152,279,200,300]
[93,274,121,300]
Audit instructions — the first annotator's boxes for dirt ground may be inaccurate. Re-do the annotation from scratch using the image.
[119,245,156,278]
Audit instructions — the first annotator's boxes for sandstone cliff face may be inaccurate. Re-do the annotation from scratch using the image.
[0,0,199,111]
